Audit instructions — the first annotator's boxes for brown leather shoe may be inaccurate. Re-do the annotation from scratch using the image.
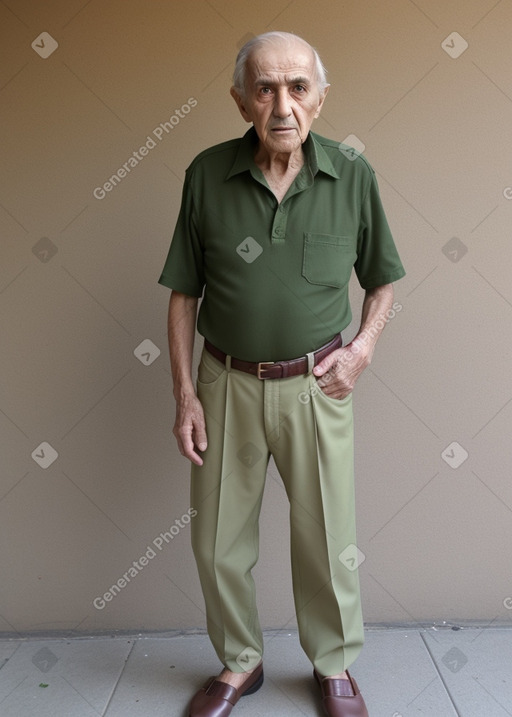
[189,662,263,716]
[314,669,369,717]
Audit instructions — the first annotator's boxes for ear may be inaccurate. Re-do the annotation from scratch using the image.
[314,84,330,119]
[230,86,253,123]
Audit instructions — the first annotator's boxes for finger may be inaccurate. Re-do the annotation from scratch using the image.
[318,374,352,399]
[313,349,338,377]
[176,424,204,466]
[192,414,208,453]
[188,450,204,467]
[180,433,204,466]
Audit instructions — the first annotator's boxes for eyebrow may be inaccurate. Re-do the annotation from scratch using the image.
[254,75,311,86]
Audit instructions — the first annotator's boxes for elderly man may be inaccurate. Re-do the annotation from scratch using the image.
[159,31,405,717]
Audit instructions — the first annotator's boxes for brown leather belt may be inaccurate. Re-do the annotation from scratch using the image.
[204,334,342,380]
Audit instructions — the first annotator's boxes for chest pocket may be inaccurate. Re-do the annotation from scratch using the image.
[302,233,355,289]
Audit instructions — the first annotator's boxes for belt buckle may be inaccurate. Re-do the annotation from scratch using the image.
[257,361,275,379]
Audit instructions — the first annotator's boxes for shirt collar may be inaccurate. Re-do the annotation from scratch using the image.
[226,126,339,181]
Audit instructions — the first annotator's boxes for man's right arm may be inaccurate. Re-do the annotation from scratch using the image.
[168,290,207,466]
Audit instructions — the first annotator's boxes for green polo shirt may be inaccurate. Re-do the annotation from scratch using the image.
[158,127,405,361]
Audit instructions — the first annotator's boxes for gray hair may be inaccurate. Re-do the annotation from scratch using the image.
[233,31,329,97]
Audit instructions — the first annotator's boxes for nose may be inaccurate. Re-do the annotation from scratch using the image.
[273,88,292,118]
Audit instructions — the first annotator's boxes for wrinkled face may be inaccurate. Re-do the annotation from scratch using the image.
[231,39,329,156]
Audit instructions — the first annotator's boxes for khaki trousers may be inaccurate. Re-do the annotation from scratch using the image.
[190,346,364,676]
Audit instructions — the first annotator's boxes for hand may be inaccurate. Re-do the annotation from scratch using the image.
[173,391,208,466]
[313,342,372,400]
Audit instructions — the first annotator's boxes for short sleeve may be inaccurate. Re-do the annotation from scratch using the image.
[354,168,406,290]
[157,170,205,297]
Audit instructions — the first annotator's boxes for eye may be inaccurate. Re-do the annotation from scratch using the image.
[259,87,272,95]
[294,84,306,93]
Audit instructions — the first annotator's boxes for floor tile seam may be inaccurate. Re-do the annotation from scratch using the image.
[102,636,138,716]
[0,642,22,670]
[418,631,462,717]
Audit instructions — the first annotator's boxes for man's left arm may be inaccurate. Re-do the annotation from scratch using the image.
[313,283,394,400]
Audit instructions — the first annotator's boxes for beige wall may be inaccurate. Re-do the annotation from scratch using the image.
[1,0,512,636]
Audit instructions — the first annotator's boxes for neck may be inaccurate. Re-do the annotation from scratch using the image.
[254,145,304,177]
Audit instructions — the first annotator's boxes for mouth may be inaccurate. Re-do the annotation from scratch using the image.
[271,127,296,134]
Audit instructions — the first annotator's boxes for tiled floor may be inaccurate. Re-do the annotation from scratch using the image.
[0,626,510,716]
